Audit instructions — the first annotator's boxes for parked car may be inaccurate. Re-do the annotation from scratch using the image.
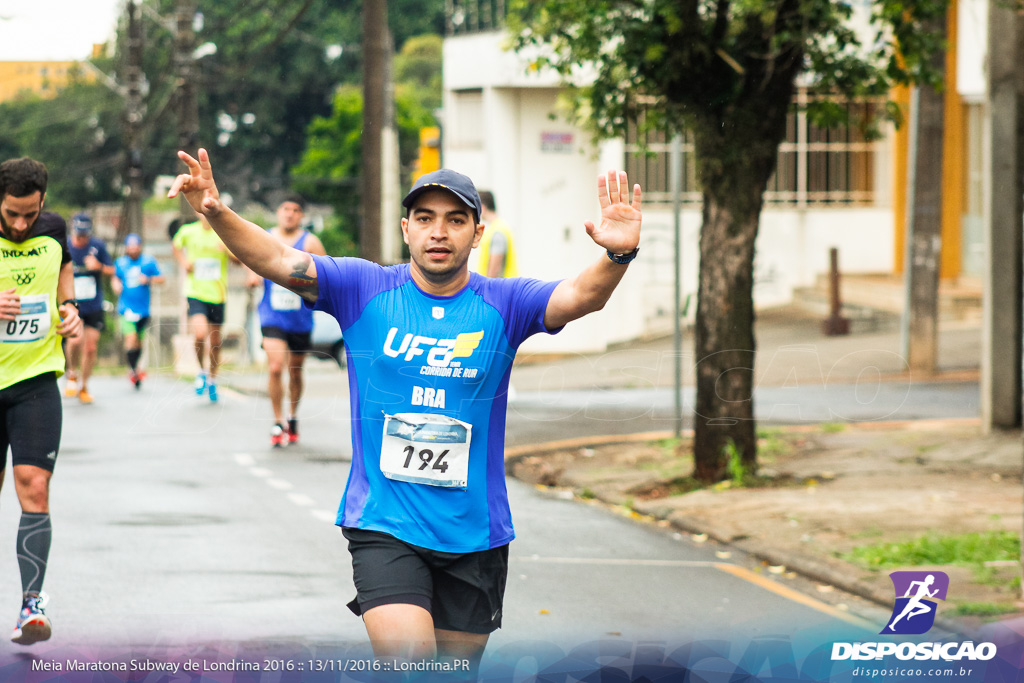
[310,310,345,367]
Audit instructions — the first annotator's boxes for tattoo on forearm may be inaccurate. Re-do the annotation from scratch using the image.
[286,253,317,297]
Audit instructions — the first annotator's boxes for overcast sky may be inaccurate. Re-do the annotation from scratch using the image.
[0,0,122,61]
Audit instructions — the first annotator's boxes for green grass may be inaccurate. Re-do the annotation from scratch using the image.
[724,439,747,486]
[755,428,790,460]
[845,531,1020,572]
[820,421,847,434]
[653,437,684,458]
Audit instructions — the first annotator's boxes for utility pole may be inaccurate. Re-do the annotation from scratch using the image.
[175,0,199,223]
[983,1,1024,430]
[120,0,145,247]
[361,0,387,263]
[904,10,947,376]
[380,27,402,264]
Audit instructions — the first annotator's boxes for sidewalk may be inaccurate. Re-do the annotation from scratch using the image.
[506,419,1021,632]
[506,307,1023,634]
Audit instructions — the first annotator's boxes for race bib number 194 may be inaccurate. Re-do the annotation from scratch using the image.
[379,413,471,488]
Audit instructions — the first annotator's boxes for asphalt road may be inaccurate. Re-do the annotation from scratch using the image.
[0,372,896,674]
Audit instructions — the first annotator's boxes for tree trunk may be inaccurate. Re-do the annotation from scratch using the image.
[690,107,783,482]
[692,186,762,482]
[906,9,947,375]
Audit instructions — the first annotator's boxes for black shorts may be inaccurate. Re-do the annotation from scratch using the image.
[343,527,509,634]
[261,326,312,354]
[80,310,106,332]
[186,298,225,325]
[0,373,61,473]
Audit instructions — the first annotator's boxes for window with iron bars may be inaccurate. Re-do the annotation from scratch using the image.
[626,92,884,208]
[446,0,508,35]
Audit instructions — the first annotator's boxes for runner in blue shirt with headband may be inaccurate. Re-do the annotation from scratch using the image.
[169,148,642,678]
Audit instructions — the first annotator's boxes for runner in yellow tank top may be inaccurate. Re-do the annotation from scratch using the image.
[172,215,236,401]
[0,157,83,646]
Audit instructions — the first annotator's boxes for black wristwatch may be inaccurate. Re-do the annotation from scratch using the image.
[606,247,639,264]
[59,299,79,310]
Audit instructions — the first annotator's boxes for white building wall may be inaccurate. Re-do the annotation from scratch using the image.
[958,0,987,100]
[443,31,897,352]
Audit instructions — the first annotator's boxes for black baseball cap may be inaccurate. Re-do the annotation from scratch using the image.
[402,169,482,223]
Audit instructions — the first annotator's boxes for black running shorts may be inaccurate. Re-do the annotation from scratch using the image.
[0,373,61,472]
[343,527,509,634]
[261,326,312,354]
[186,298,225,325]
[80,310,106,332]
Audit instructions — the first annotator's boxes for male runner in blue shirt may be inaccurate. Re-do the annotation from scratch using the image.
[112,233,165,389]
[65,214,114,404]
[248,194,326,447]
[169,148,641,676]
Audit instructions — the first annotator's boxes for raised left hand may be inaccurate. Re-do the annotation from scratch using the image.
[584,170,642,254]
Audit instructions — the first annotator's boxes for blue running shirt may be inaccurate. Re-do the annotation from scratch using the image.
[312,256,561,552]
[115,254,162,319]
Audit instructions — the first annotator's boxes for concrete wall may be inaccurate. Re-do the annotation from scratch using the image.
[958,0,987,100]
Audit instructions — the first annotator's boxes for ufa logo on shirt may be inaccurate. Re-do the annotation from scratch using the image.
[382,328,484,368]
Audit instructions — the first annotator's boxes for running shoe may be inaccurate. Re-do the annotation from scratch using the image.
[64,376,78,398]
[270,423,287,448]
[11,592,51,645]
[129,369,140,388]
[78,388,94,404]
[194,371,207,396]
[207,383,218,403]
[287,418,299,445]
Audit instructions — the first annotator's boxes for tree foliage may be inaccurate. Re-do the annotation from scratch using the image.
[294,40,442,255]
[0,0,445,213]
[508,0,949,481]
[0,75,125,207]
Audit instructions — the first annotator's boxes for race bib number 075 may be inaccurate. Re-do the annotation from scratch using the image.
[0,294,51,343]
[379,413,471,488]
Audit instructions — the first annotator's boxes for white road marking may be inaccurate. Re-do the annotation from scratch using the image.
[266,478,293,491]
[234,453,255,466]
[288,493,316,507]
[311,510,336,523]
[249,467,272,478]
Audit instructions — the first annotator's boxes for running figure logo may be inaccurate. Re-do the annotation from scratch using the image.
[882,571,949,635]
